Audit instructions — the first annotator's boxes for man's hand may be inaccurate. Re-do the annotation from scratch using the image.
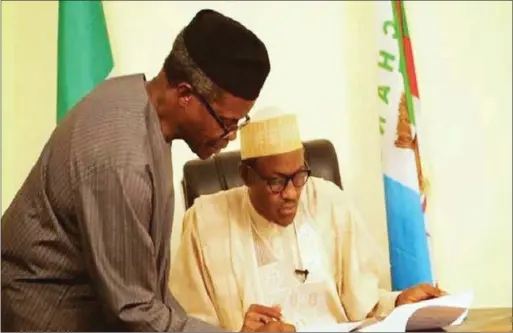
[240,304,283,332]
[396,283,448,306]
[255,321,296,332]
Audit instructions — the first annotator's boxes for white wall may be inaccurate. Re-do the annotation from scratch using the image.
[2,1,511,308]
[2,1,58,211]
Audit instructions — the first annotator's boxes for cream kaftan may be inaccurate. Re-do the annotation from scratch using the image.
[170,177,400,331]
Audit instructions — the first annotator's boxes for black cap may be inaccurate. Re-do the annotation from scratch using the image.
[183,9,270,101]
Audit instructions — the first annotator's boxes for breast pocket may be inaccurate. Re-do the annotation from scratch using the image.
[258,261,299,295]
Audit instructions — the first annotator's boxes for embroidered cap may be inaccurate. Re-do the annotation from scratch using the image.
[240,106,302,159]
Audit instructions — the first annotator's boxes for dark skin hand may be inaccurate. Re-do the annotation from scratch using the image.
[255,320,296,332]
[240,304,283,332]
[396,283,448,306]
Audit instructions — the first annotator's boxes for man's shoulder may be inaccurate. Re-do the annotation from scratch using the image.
[62,74,155,175]
[66,73,148,123]
[304,176,353,220]
[94,73,147,96]
[191,186,246,215]
[184,186,247,232]
[307,176,345,198]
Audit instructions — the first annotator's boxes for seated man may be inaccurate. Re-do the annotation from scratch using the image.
[170,106,445,332]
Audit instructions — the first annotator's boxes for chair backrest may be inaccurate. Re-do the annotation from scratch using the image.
[181,139,342,209]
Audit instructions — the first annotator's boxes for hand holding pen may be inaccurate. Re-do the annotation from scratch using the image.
[240,304,296,332]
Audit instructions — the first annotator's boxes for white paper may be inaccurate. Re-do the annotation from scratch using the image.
[300,321,363,332]
[358,291,474,332]
[297,291,474,332]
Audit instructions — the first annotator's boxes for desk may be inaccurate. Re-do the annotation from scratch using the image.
[443,308,512,332]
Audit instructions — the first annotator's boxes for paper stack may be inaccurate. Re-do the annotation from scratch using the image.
[300,291,474,332]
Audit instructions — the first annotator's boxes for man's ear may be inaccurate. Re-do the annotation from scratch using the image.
[239,163,251,186]
[176,82,193,107]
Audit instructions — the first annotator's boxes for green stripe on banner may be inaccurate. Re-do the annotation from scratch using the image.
[400,1,410,38]
[57,0,113,122]
[391,0,416,126]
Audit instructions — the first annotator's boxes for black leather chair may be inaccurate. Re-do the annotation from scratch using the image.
[181,139,343,209]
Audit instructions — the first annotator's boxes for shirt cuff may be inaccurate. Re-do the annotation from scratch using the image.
[374,290,402,317]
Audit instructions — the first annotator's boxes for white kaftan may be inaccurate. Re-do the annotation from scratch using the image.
[170,177,399,331]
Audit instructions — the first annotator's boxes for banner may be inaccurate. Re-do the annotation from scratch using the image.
[376,0,433,291]
[57,0,113,121]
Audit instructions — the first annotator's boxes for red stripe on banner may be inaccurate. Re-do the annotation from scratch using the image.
[394,0,420,98]
[403,38,419,98]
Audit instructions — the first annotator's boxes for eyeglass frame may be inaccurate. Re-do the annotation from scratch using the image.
[192,90,250,141]
[243,161,312,194]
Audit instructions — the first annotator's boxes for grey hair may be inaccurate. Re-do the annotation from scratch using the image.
[163,30,224,102]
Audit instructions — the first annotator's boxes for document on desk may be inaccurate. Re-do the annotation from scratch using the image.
[361,291,474,332]
[300,321,364,332]
[299,291,474,332]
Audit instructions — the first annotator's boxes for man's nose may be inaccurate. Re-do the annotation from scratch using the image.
[226,130,237,141]
[281,180,299,200]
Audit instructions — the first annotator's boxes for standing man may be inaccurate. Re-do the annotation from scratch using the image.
[2,9,270,332]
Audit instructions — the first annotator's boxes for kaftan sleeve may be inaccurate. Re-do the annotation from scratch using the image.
[170,206,221,328]
[328,186,400,321]
[76,167,191,331]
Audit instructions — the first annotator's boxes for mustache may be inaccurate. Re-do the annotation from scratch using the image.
[207,138,229,149]
[281,200,298,207]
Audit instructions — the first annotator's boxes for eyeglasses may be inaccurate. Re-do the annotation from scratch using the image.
[193,90,250,140]
[246,163,312,194]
